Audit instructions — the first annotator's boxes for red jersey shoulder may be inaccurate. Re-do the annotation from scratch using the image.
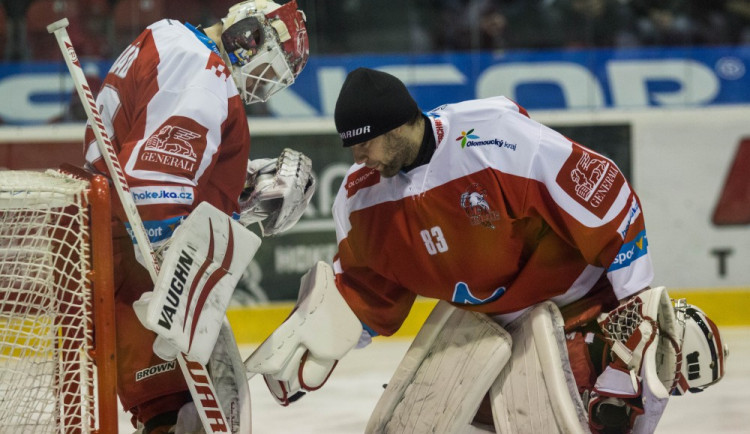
[206,51,231,81]
[345,167,381,198]
[555,141,625,219]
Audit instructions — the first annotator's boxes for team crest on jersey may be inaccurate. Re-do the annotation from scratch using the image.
[460,183,500,229]
[135,117,207,179]
[556,142,625,219]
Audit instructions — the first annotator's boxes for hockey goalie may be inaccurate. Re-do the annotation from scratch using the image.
[244,68,728,433]
[246,262,726,433]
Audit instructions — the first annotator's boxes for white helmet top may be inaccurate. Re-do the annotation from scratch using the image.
[220,0,309,105]
[673,300,728,395]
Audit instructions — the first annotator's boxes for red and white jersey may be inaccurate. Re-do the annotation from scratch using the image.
[332,96,653,336]
[84,19,249,244]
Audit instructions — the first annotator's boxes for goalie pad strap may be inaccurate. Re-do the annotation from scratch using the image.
[366,301,512,434]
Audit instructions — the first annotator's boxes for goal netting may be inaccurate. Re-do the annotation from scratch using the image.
[0,169,117,433]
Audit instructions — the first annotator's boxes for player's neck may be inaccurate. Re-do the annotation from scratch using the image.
[203,23,224,53]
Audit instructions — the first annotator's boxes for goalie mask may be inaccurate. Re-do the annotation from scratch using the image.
[221,0,309,105]
[673,301,727,395]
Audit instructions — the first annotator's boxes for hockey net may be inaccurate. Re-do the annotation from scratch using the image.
[0,169,117,433]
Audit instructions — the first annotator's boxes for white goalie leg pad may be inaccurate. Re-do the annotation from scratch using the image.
[244,261,362,405]
[490,301,590,434]
[366,301,512,434]
[174,320,252,434]
[133,202,261,365]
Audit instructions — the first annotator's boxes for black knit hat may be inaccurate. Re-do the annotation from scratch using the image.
[334,68,419,147]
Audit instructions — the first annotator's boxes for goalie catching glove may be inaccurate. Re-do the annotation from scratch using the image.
[587,287,727,433]
[239,148,315,236]
[244,261,363,405]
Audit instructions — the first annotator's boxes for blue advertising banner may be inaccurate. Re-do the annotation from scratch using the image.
[1,46,750,124]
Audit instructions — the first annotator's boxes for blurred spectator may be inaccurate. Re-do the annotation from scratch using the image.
[434,0,512,51]
[503,0,565,49]
[630,0,695,46]
[1,0,31,60]
[725,0,750,43]
[555,0,639,48]
[4,0,750,59]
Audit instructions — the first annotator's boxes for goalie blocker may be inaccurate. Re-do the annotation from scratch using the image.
[134,202,261,365]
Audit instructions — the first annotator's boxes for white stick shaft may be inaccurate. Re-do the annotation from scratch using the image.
[47,18,231,433]
[46,18,159,282]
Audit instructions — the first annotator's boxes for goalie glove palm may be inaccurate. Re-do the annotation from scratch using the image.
[239,148,316,236]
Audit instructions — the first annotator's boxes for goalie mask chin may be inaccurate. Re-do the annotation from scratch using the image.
[672,300,728,395]
[221,0,309,105]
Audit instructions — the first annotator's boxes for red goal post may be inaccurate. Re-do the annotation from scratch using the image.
[0,167,117,433]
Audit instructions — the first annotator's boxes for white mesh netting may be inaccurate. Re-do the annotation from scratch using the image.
[0,170,97,433]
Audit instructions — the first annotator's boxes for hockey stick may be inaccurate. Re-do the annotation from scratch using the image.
[47,18,231,433]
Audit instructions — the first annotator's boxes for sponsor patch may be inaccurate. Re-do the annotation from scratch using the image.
[456,129,517,151]
[133,117,208,180]
[125,215,184,244]
[608,230,648,271]
[616,197,641,239]
[135,360,177,382]
[131,185,194,205]
[345,167,380,198]
[426,112,445,144]
[556,142,624,219]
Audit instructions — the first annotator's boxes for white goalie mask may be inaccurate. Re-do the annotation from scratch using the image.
[221,0,309,105]
[673,300,728,395]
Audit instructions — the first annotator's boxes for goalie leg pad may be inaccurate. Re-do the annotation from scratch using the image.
[365,301,512,434]
[490,301,590,434]
[174,321,251,434]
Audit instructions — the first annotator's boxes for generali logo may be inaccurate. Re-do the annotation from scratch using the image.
[556,142,624,219]
[135,117,207,179]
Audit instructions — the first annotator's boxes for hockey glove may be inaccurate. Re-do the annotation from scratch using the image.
[238,148,315,236]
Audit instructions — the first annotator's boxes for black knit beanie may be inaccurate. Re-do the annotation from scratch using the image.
[334,68,419,147]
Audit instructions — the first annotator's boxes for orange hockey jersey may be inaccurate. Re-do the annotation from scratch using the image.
[332,96,652,336]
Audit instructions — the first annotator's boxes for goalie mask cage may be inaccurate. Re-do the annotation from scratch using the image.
[0,168,117,433]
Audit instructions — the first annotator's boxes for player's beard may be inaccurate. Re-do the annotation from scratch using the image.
[379,131,420,178]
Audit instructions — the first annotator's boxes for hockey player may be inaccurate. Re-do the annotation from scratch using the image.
[246,68,727,433]
[82,1,312,432]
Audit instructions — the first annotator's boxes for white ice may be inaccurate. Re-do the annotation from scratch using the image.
[118,327,750,433]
